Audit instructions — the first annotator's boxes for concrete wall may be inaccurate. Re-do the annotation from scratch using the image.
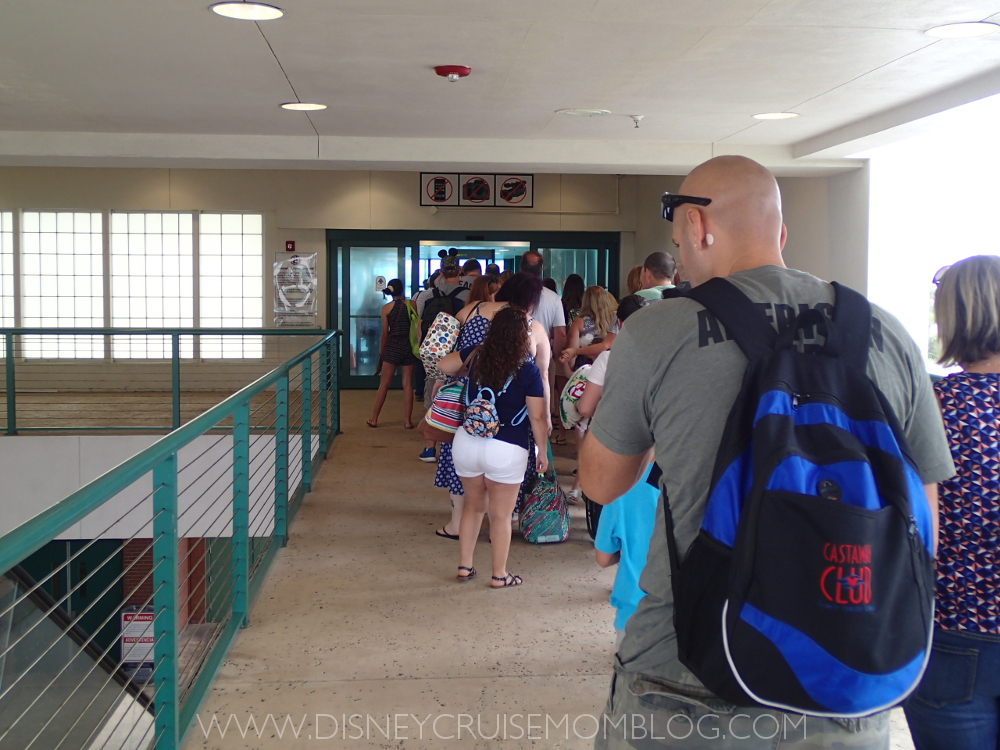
[0,164,869,332]
[630,172,870,290]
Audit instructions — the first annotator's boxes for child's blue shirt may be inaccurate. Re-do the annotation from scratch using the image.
[594,463,659,631]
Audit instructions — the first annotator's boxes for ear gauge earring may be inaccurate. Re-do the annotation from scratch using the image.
[705,233,715,247]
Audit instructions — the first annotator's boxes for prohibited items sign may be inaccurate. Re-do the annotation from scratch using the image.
[420,173,459,206]
[459,175,494,206]
[420,173,533,208]
[496,175,533,207]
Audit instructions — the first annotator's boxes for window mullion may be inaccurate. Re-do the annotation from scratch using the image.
[102,208,112,360]
[12,210,22,329]
[192,211,200,360]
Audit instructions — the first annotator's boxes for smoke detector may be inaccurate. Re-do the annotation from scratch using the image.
[435,65,471,82]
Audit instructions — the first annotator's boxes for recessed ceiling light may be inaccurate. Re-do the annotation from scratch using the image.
[281,102,326,111]
[752,112,799,120]
[925,22,999,38]
[210,2,284,20]
[555,108,612,117]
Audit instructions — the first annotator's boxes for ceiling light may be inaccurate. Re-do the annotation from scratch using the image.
[752,112,799,120]
[281,102,326,111]
[210,2,284,20]
[925,22,999,38]
[555,109,612,117]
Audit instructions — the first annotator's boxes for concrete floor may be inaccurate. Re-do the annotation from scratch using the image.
[182,390,915,750]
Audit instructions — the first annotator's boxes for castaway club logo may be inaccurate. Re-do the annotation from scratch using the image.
[820,543,872,607]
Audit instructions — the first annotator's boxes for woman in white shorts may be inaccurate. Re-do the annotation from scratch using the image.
[438,306,549,588]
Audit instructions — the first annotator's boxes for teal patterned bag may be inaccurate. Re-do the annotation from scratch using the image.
[519,442,569,544]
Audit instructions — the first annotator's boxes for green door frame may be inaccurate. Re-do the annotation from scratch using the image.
[327,229,620,389]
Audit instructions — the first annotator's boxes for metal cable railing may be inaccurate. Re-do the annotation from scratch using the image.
[0,328,331,434]
[0,330,341,750]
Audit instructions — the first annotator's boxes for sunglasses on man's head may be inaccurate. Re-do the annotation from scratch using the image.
[661,193,712,221]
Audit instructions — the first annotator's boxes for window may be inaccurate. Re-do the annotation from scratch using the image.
[110,212,194,358]
[199,213,263,358]
[21,212,104,358]
[0,213,12,357]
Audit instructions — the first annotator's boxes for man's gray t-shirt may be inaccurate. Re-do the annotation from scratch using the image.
[589,265,955,689]
[533,287,567,338]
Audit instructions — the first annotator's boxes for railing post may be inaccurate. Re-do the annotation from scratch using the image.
[275,374,289,547]
[301,358,312,493]
[334,335,341,436]
[232,402,250,629]
[318,344,328,456]
[152,453,179,750]
[171,334,181,431]
[5,333,15,436]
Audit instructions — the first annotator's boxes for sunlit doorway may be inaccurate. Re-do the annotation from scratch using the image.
[327,230,619,388]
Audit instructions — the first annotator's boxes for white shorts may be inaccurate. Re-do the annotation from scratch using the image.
[452,427,530,485]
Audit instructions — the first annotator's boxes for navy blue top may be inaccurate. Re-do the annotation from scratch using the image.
[461,346,544,449]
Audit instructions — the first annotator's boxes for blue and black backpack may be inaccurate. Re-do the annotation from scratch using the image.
[666,278,935,717]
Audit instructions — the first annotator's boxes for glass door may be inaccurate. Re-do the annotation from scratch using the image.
[532,246,612,294]
[341,244,409,388]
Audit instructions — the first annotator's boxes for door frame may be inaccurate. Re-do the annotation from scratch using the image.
[327,229,620,389]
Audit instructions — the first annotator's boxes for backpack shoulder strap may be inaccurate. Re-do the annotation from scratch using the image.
[831,282,872,371]
[685,277,776,361]
[447,286,464,298]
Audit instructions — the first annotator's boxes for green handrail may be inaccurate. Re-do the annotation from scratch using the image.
[0,329,340,749]
[0,330,339,577]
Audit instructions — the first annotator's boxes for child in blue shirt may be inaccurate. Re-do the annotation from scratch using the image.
[594,461,659,649]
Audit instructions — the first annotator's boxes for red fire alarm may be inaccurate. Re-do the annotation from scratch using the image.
[285,241,295,252]
[434,65,471,82]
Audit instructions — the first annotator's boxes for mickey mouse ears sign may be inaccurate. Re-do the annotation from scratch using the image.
[420,173,532,208]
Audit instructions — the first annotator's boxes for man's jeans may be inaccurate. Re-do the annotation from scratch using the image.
[594,657,890,749]
[904,628,1000,750]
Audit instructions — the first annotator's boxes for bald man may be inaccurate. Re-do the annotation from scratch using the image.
[582,156,953,749]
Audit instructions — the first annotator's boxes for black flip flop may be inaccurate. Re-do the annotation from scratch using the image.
[491,573,523,588]
[436,528,459,541]
[457,566,476,582]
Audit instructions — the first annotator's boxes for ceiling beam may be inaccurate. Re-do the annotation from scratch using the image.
[0,131,861,176]
[793,63,1000,159]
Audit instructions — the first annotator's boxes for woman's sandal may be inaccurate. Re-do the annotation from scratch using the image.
[552,434,567,446]
[436,528,459,541]
[457,566,476,582]
[491,573,523,588]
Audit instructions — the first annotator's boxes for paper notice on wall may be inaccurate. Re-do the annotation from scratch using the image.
[274,252,318,327]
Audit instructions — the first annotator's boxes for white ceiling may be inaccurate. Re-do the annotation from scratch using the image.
[1,0,999,172]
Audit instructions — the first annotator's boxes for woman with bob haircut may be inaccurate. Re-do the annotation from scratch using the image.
[904,255,1000,749]
[438,306,549,588]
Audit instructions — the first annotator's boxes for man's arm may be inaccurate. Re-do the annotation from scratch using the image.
[580,432,647,505]
[551,325,566,361]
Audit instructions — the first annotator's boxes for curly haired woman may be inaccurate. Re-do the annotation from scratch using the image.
[438,306,549,588]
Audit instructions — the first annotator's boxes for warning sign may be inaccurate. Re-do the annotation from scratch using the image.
[419,173,533,208]
[420,173,459,206]
[121,608,154,664]
[273,252,318,328]
[496,174,533,207]
[459,175,495,206]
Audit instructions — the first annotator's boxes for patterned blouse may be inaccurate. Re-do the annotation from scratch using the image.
[934,372,1000,633]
